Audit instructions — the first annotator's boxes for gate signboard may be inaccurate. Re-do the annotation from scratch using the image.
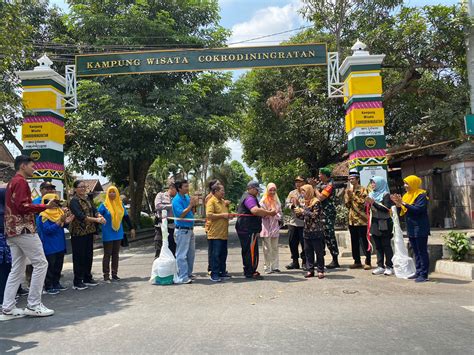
[76,43,327,77]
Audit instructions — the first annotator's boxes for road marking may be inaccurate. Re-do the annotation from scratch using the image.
[461,306,474,312]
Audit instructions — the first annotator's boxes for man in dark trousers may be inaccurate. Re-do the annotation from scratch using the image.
[235,181,277,280]
[285,176,306,270]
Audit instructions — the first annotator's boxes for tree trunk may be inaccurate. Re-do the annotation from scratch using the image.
[132,159,152,227]
[129,159,136,225]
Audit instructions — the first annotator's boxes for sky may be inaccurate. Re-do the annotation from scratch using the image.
[12,0,460,181]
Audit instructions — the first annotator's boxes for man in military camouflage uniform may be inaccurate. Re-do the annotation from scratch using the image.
[314,168,340,269]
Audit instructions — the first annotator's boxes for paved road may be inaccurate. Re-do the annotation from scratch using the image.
[1,229,473,354]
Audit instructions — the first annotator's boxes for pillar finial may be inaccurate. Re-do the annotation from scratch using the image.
[34,54,53,70]
[351,39,369,56]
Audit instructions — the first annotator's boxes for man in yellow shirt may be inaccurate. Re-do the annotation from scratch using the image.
[206,183,231,282]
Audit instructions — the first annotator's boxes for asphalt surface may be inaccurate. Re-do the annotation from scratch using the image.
[1,228,473,354]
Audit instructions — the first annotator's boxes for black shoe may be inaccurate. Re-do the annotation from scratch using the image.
[111,275,121,281]
[53,283,68,291]
[326,260,340,269]
[286,261,300,270]
[84,279,98,286]
[73,283,88,291]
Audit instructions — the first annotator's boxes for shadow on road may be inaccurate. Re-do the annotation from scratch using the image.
[0,271,135,339]
[0,339,39,354]
[430,277,472,285]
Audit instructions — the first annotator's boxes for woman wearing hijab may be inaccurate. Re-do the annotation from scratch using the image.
[314,167,339,269]
[391,175,430,282]
[295,184,325,279]
[366,176,394,276]
[98,186,135,282]
[37,193,74,294]
[260,183,282,274]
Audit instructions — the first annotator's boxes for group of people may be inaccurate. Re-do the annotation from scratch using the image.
[1,155,135,319]
[154,168,431,285]
[1,153,431,318]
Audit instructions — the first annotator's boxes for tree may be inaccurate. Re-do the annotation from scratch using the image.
[237,31,347,181]
[300,0,403,56]
[63,0,233,224]
[0,1,32,150]
[300,2,471,145]
[209,160,251,207]
[0,0,72,150]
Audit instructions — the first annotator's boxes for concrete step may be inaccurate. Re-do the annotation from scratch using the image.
[435,260,474,280]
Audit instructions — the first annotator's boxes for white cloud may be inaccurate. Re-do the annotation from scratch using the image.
[228,1,306,47]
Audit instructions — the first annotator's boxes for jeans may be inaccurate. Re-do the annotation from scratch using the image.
[409,237,429,279]
[2,233,48,312]
[238,232,259,277]
[154,227,176,258]
[209,239,228,279]
[262,237,279,271]
[287,225,305,262]
[373,234,394,268]
[103,240,121,277]
[304,233,325,273]
[175,228,195,283]
[349,225,371,265]
[0,262,11,304]
[45,252,65,289]
[71,233,94,285]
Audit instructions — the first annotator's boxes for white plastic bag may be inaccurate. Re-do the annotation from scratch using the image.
[391,206,416,279]
[149,210,178,285]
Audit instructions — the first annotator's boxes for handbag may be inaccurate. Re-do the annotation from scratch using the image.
[121,233,129,247]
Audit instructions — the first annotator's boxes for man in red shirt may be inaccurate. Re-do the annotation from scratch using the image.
[2,155,58,318]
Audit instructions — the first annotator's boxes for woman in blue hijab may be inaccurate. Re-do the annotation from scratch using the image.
[366,176,394,276]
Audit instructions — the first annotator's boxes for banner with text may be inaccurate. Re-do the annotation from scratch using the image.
[76,44,327,77]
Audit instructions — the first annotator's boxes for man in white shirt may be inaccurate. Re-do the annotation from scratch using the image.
[154,182,177,257]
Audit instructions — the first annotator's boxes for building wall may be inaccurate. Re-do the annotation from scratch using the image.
[449,161,473,228]
[400,157,451,228]
[399,157,473,229]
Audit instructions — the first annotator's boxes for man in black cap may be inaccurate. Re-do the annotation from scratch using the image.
[284,176,306,270]
[344,170,371,270]
[235,181,277,279]
[32,181,57,205]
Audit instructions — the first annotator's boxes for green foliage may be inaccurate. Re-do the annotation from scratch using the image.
[256,158,310,202]
[62,0,233,223]
[209,160,251,205]
[238,2,470,182]
[0,0,71,148]
[443,232,471,262]
[237,46,346,178]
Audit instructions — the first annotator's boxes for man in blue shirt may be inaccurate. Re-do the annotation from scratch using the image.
[172,180,198,284]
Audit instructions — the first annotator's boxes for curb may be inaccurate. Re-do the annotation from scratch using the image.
[435,260,474,280]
